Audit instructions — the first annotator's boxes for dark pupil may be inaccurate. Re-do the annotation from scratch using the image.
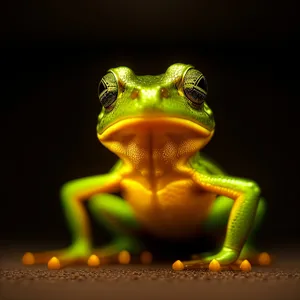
[197,77,207,92]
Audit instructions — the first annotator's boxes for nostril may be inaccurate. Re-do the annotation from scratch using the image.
[160,87,169,98]
[130,89,139,99]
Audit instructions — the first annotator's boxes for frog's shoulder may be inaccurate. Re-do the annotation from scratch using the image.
[189,152,227,175]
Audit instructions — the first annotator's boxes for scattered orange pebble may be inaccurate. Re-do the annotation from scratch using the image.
[140,251,153,264]
[209,259,221,272]
[87,254,100,267]
[240,259,252,272]
[172,260,184,271]
[258,252,271,266]
[48,257,61,270]
[118,250,131,264]
[22,252,35,265]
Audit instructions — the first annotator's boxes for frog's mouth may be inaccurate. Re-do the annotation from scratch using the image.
[98,114,213,142]
[97,115,214,165]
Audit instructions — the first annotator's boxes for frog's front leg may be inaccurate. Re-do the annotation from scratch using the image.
[22,173,131,268]
[181,172,261,270]
[191,195,270,265]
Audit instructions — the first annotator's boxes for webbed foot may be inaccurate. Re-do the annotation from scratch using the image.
[188,247,272,270]
[22,237,151,269]
[176,247,239,271]
[22,240,93,269]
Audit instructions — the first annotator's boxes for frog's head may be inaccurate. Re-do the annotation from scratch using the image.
[97,63,215,161]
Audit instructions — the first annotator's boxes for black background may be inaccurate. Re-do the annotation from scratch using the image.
[1,0,299,250]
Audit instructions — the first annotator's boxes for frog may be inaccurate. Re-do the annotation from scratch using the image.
[23,63,270,270]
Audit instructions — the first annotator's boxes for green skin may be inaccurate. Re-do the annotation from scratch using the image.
[42,64,266,267]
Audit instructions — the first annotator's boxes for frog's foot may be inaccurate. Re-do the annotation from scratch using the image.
[22,237,146,269]
[173,258,252,272]
[174,247,241,271]
[189,247,272,269]
[22,241,92,269]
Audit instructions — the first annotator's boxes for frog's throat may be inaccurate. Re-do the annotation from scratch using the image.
[97,116,214,165]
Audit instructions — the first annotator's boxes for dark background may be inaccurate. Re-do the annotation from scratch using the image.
[1,1,299,250]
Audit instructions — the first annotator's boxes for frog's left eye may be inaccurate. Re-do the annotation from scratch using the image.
[183,69,208,108]
[98,72,118,109]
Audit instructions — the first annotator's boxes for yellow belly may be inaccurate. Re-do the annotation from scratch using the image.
[121,177,216,238]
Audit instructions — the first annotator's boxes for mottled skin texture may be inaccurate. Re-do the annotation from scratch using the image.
[24,63,267,269]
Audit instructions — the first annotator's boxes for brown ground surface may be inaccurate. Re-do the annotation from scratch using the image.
[1,246,300,300]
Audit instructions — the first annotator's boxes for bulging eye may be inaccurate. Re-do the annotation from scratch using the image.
[98,72,118,108]
[183,69,208,108]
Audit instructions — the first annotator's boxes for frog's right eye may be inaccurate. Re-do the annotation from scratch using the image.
[98,72,118,108]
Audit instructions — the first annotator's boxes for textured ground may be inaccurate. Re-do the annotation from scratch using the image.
[1,246,300,300]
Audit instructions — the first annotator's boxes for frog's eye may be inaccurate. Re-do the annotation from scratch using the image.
[98,72,118,109]
[183,69,208,108]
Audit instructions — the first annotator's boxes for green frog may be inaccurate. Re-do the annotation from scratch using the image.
[23,63,270,270]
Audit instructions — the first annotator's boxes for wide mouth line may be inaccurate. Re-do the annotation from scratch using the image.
[98,114,212,138]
